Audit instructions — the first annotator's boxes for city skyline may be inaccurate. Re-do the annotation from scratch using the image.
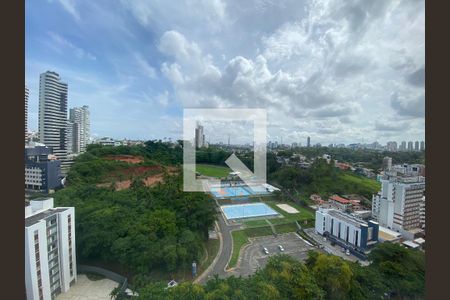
[26,0,424,144]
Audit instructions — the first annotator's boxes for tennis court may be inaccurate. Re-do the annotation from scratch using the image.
[221,203,279,220]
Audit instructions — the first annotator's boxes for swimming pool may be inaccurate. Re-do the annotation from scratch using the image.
[221,203,279,220]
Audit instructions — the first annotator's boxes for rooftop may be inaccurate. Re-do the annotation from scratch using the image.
[25,208,68,227]
[326,209,366,228]
[329,195,351,204]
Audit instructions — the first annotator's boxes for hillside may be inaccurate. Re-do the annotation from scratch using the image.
[54,143,217,282]
[268,158,381,201]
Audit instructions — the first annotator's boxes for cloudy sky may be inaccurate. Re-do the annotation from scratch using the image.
[26,0,424,145]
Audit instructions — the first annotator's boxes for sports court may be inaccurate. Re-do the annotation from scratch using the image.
[210,185,272,199]
[221,203,279,220]
[210,186,251,198]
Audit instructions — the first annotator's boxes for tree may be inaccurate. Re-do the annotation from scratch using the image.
[311,254,353,300]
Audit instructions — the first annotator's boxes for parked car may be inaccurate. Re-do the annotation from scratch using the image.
[278,245,285,252]
[263,247,269,255]
[341,247,346,253]
[346,249,350,256]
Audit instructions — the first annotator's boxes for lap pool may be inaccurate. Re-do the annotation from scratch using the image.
[221,203,279,220]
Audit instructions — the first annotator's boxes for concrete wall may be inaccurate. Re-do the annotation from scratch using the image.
[25,220,52,300]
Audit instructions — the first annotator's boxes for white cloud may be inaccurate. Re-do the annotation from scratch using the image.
[55,0,80,21]
[47,32,96,60]
[133,53,157,79]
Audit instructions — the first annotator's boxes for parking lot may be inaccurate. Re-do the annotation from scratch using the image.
[230,232,315,277]
[303,228,369,266]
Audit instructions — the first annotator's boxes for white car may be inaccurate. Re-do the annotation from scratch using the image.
[278,245,285,252]
[345,249,350,256]
[263,247,269,255]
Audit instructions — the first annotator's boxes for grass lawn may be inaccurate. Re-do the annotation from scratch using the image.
[243,219,270,228]
[198,239,220,275]
[264,200,315,222]
[196,164,231,178]
[273,223,298,234]
[229,230,250,268]
[340,173,381,194]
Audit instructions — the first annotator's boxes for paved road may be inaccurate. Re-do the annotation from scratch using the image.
[196,208,240,284]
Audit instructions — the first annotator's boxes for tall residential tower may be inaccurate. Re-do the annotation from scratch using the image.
[38,71,68,172]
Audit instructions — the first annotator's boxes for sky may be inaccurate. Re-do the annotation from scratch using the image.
[25,0,425,145]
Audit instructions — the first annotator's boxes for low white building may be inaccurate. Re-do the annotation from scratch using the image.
[315,209,379,252]
[25,198,77,300]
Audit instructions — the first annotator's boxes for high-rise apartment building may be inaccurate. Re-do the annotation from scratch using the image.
[25,198,76,300]
[307,136,311,147]
[399,141,407,151]
[38,71,69,173]
[420,141,425,151]
[372,174,425,236]
[407,141,413,151]
[195,123,205,148]
[68,106,90,153]
[414,141,420,151]
[26,85,29,141]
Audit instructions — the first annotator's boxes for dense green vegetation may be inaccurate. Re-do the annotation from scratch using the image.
[134,243,425,299]
[196,164,232,178]
[269,158,380,200]
[54,143,217,280]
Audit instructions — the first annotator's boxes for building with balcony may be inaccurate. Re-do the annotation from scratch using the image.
[372,174,425,238]
[25,198,76,300]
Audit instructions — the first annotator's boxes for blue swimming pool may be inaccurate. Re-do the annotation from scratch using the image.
[221,203,279,220]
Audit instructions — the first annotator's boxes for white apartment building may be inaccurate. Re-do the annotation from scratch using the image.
[372,175,425,234]
[38,71,69,174]
[25,198,76,300]
[68,106,90,153]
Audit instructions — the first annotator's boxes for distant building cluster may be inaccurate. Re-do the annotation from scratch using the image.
[92,137,145,147]
[387,140,425,152]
